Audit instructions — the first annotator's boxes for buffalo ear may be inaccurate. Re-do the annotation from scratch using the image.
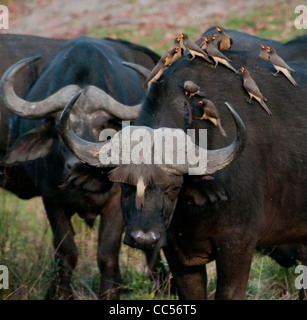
[185,176,232,207]
[4,120,55,165]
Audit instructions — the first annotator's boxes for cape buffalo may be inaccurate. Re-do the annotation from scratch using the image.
[0,34,65,197]
[59,29,307,299]
[0,35,163,299]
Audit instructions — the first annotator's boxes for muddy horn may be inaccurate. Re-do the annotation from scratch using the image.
[0,56,141,120]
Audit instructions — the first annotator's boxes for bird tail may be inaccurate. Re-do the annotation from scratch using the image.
[198,91,206,97]
[202,52,214,64]
[260,99,272,115]
[225,61,239,74]
[283,69,298,86]
[217,119,227,137]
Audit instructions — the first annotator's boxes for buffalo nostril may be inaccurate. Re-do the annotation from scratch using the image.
[146,231,160,242]
[131,230,145,242]
[131,230,160,249]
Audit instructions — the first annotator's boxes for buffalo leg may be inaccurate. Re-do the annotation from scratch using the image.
[163,247,208,300]
[97,191,124,300]
[214,239,254,300]
[43,197,77,300]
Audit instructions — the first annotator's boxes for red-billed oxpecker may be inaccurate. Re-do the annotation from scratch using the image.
[240,67,272,115]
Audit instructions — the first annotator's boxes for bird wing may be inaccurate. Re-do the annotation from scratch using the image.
[204,102,219,119]
[108,165,139,185]
[184,81,199,93]
[186,39,207,55]
[207,45,231,61]
[144,61,164,85]
[229,37,233,47]
[244,78,265,99]
[143,165,172,186]
[270,54,294,71]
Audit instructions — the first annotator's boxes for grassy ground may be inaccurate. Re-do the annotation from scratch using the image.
[1,3,306,300]
[87,3,307,55]
[0,188,300,300]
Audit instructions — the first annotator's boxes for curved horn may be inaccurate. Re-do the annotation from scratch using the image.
[84,85,141,121]
[204,102,246,174]
[148,102,246,175]
[60,93,246,175]
[122,62,151,79]
[59,91,107,167]
[0,56,80,119]
[0,56,142,120]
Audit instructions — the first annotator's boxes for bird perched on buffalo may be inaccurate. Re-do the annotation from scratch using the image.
[179,33,213,64]
[266,47,298,86]
[258,44,270,61]
[174,36,184,56]
[198,99,227,137]
[144,55,169,89]
[183,80,206,98]
[240,67,272,115]
[199,37,207,50]
[216,27,233,50]
[205,35,238,73]
[165,47,182,66]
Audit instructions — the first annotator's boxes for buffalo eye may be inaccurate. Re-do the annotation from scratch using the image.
[172,186,181,193]
[164,184,182,201]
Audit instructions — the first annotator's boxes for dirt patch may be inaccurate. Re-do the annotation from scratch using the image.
[1,0,301,40]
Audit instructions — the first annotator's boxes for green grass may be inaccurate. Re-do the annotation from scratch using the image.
[88,25,201,56]
[223,4,307,42]
[0,188,302,300]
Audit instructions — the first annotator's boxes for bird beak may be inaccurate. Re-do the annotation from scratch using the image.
[240,67,245,73]
[261,44,265,49]
[204,37,208,41]
[179,33,183,37]
[216,27,221,31]
[198,100,203,104]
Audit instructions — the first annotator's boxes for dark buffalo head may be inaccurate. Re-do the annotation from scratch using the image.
[59,84,246,249]
[0,36,154,226]
[0,54,142,183]
[109,164,183,249]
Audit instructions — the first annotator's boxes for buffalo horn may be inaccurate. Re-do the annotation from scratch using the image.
[122,62,151,79]
[0,56,141,120]
[60,91,246,176]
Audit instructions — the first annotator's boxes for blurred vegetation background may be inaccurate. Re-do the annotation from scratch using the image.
[0,0,306,300]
